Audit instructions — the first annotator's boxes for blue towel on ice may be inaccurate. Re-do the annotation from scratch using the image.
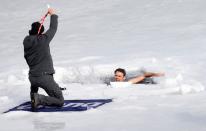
[4,99,112,113]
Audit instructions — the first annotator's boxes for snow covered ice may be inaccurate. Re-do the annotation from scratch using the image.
[0,0,206,130]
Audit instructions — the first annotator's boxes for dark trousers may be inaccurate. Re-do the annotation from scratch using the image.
[29,74,64,107]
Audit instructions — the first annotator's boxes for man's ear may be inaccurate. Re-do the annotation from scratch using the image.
[123,76,126,80]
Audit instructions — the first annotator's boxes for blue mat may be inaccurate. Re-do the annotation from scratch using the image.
[4,99,112,113]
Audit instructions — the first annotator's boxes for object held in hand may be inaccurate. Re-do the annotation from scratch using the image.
[60,87,67,90]
[37,4,51,35]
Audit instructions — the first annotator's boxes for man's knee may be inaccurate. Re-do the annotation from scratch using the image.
[57,97,64,107]
[56,89,64,106]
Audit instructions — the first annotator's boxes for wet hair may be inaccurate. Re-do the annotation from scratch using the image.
[114,68,126,76]
[29,22,44,35]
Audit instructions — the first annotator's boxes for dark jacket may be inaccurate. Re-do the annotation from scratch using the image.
[23,15,58,76]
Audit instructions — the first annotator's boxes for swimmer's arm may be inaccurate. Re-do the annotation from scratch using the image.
[128,72,165,84]
[128,76,145,84]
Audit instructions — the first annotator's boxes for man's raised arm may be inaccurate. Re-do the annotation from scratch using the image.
[45,8,58,42]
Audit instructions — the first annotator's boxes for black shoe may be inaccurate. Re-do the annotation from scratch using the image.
[30,93,39,112]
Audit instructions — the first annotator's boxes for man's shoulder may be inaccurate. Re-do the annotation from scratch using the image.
[23,35,47,49]
[23,35,33,47]
[23,35,30,41]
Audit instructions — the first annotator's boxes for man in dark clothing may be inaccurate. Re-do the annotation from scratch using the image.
[23,8,64,111]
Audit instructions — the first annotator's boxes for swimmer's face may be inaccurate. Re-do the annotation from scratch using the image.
[114,71,125,81]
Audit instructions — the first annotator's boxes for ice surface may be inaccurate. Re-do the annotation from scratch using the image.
[0,0,206,131]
